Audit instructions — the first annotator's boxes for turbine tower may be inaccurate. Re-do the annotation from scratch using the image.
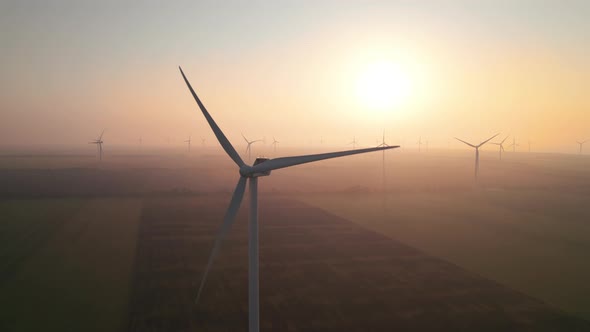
[509,137,519,152]
[89,129,105,161]
[377,130,390,192]
[180,67,398,332]
[454,133,499,180]
[185,136,192,151]
[491,135,509,160]
[577,139,588,154]
[242,134,262,161]
[272,137,279,153]
[348,136,357,149]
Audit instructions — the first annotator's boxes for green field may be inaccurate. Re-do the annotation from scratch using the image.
[295,190,590,320]
[0,198,141,332]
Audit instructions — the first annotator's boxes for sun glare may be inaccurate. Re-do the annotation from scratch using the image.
[355,61,412,110]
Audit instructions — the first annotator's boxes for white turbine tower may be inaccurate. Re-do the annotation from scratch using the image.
[454,133,499,180]
[180,67,398,332]
[185,136,192,151]
[242,134,262,161]
[491,135,509,160]
[577,139,588,154]
[89,129,105,161]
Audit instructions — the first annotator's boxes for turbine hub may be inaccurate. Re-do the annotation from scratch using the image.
[239,158,271,178]
[239,165,253,177]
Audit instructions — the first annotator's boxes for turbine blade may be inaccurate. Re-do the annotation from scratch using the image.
[242,133,249,144]
[196,176,247,304]
[251,146,399,173]
[501,135,509,144]
[179,67,245,167]
[454,137,476,148]
[98,129,105,140]
[477,133,500,147]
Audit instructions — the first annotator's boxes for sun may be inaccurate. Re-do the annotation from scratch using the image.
[355,61,412,110]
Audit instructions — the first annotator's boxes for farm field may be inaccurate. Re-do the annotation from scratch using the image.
[127,195,588,331]
[0,198,141,332]
[0,151,589,330]
[295,189,590,320]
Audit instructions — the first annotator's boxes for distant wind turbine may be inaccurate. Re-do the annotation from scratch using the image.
[89,129,105,161]
[272,137,279,153]
[185,136,192,151]
[577,139,588,154]
[377,130,390,192]
[509,137,519,152]
[242,134,262,161]
[180,67,399,332]
[455,133,499,180]
[201,137,206,147]
[491,135,509,160]
[348,136,358,149]
[528,140,532,153]
[417,136,423,152]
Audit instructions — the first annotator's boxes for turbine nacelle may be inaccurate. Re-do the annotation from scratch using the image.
[239,158,272,177]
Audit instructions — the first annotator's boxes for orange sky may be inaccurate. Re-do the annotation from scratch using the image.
[1,1,589,153]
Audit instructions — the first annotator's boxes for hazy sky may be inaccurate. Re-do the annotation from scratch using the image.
[1,0,589,152]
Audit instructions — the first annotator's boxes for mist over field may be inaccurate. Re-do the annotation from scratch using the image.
[1,146,589,330]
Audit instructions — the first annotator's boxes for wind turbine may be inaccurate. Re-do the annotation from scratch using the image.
[89,130,105,161]
[509,137,519,152]
[528,140,532,153]
[201,137,206,147]
[348,136,357,149]
[180,67,398,332]
[577,139,588,154]
[491,135,509,160]
[377,130,390,192]
[272,137,279,153]
[417,136,423,152]
[454,133,499,180]
[242,134,262,161]
[185,136,192,151]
